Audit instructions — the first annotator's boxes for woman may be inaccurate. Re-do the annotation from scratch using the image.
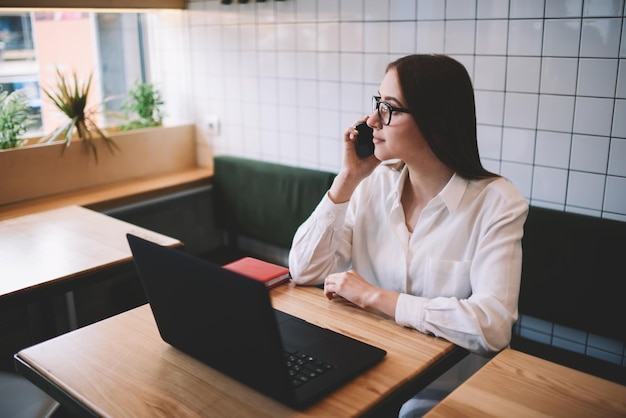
[289,54,528,357]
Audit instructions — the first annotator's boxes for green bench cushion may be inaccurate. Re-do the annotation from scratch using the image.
[213,156,336,249]
[519,206,626,342]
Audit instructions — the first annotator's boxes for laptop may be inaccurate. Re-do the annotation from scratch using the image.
[126,234,386,409]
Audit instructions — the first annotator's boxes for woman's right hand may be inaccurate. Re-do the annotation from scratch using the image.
[328,118,380,204]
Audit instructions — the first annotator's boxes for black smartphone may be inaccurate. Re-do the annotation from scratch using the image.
[354,122,374,158]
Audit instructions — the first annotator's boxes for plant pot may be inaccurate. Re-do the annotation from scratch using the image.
[0,124,198,207]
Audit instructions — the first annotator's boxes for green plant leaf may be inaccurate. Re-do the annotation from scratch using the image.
[0,90,33,149]
[41,68,117,162]
[120,79,164,131]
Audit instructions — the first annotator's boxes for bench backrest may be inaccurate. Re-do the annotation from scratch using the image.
[212,156,336,249]
[520,206,626,342]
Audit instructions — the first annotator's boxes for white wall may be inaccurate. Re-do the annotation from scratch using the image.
[146,0,626,220]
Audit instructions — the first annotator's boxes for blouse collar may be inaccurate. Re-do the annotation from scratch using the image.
[390,165,469,215]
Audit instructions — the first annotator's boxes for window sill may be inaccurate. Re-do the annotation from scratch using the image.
[0,124,214,220]
[0,166,213,221]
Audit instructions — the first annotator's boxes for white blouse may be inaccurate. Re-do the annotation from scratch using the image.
[288,164,529,354]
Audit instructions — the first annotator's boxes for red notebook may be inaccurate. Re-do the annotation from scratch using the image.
[222,257,291,289]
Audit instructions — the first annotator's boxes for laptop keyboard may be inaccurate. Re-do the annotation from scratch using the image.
[284,350,334,388]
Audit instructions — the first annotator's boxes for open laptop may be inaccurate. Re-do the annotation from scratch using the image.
[126,234,386,410]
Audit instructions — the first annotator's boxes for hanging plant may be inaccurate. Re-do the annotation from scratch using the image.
[41,68,118,162]
[0,89,32,149]
[120,79,164,131]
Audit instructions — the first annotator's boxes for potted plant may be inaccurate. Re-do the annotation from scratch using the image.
[41,68,118,161]
[0,89,32,149]
[1,71,197,209]
[119,79,164,131]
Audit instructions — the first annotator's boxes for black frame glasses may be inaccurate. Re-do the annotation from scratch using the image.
[372,96,411,126]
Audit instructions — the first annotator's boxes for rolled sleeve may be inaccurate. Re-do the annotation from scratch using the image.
[395,293,428,333]
[289,192,351,285]
[313,193,349,229]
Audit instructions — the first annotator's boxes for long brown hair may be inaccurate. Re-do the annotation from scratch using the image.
[387,54,498,179]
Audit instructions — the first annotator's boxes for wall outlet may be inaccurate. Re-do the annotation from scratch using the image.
[206,115,221,136]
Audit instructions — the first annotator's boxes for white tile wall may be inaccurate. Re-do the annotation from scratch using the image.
[340,0,362,20]
[532,166,569,204]
[622,18,626,57]
[546,0,583,18]
[566,171,605,210]
[476,20,508,55]
[445,20,476,54]
[508,19,543,55]
[146,0,626,221]
[416,21,445,52]
[502,128,536,164]
[390,0,416,21]
[587,338,624,364]
[613,99,626,137]
[446,0,476,19]
[535,131,572,168]
[540,58,578,95]
[577,59,618,97]
[574,97,614,136]
[543,19,581,57]
[581,18,622,57]
[501,162,533,197]
[510,0,545,18]
[364,0,387,21]
[504,93,539,129]
[364,22,388,53]
[476,91,505,125]
[570,134,610,172]
[518,312,626,365]
[390,21,416,54]
[604,176,626,214]
[477,0,509,19]
[507,57,541,93]
[554,324,587,345]
[537,95,575,131]
[617,63,626,97]
[474,56,506,90]
[517,315,553,345]
[584,0,624,17]
[553,336,586,354]
[477,125,503,160]
[417,0,445,20]
[608,138,626,175]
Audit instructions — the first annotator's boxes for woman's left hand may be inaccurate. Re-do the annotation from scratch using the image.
[324,270,377,308]
[324,270,400,318]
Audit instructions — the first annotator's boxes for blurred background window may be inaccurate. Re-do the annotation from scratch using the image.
[0,11,146,137]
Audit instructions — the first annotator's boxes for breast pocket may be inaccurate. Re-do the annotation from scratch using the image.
[424,257,471,298]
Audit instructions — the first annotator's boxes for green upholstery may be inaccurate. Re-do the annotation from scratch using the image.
[513,206,626,384]
[213,156,336,249]
[519,206,626,342]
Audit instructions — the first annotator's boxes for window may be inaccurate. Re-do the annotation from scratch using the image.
[0,12,39,130]
[0,11,147,138]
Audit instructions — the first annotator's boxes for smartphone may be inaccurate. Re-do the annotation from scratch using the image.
[354,122,374,158]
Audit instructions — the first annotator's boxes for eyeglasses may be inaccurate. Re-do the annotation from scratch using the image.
[372,95,411,126]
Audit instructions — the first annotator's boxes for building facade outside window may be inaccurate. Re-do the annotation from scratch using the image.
[0,11,146,139]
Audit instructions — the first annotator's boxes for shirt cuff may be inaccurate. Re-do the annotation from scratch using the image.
[395,293,427,332]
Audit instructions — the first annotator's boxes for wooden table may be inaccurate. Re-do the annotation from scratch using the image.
[425,348,626,417]
[15,284,466,417]
[0,205,180,305]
